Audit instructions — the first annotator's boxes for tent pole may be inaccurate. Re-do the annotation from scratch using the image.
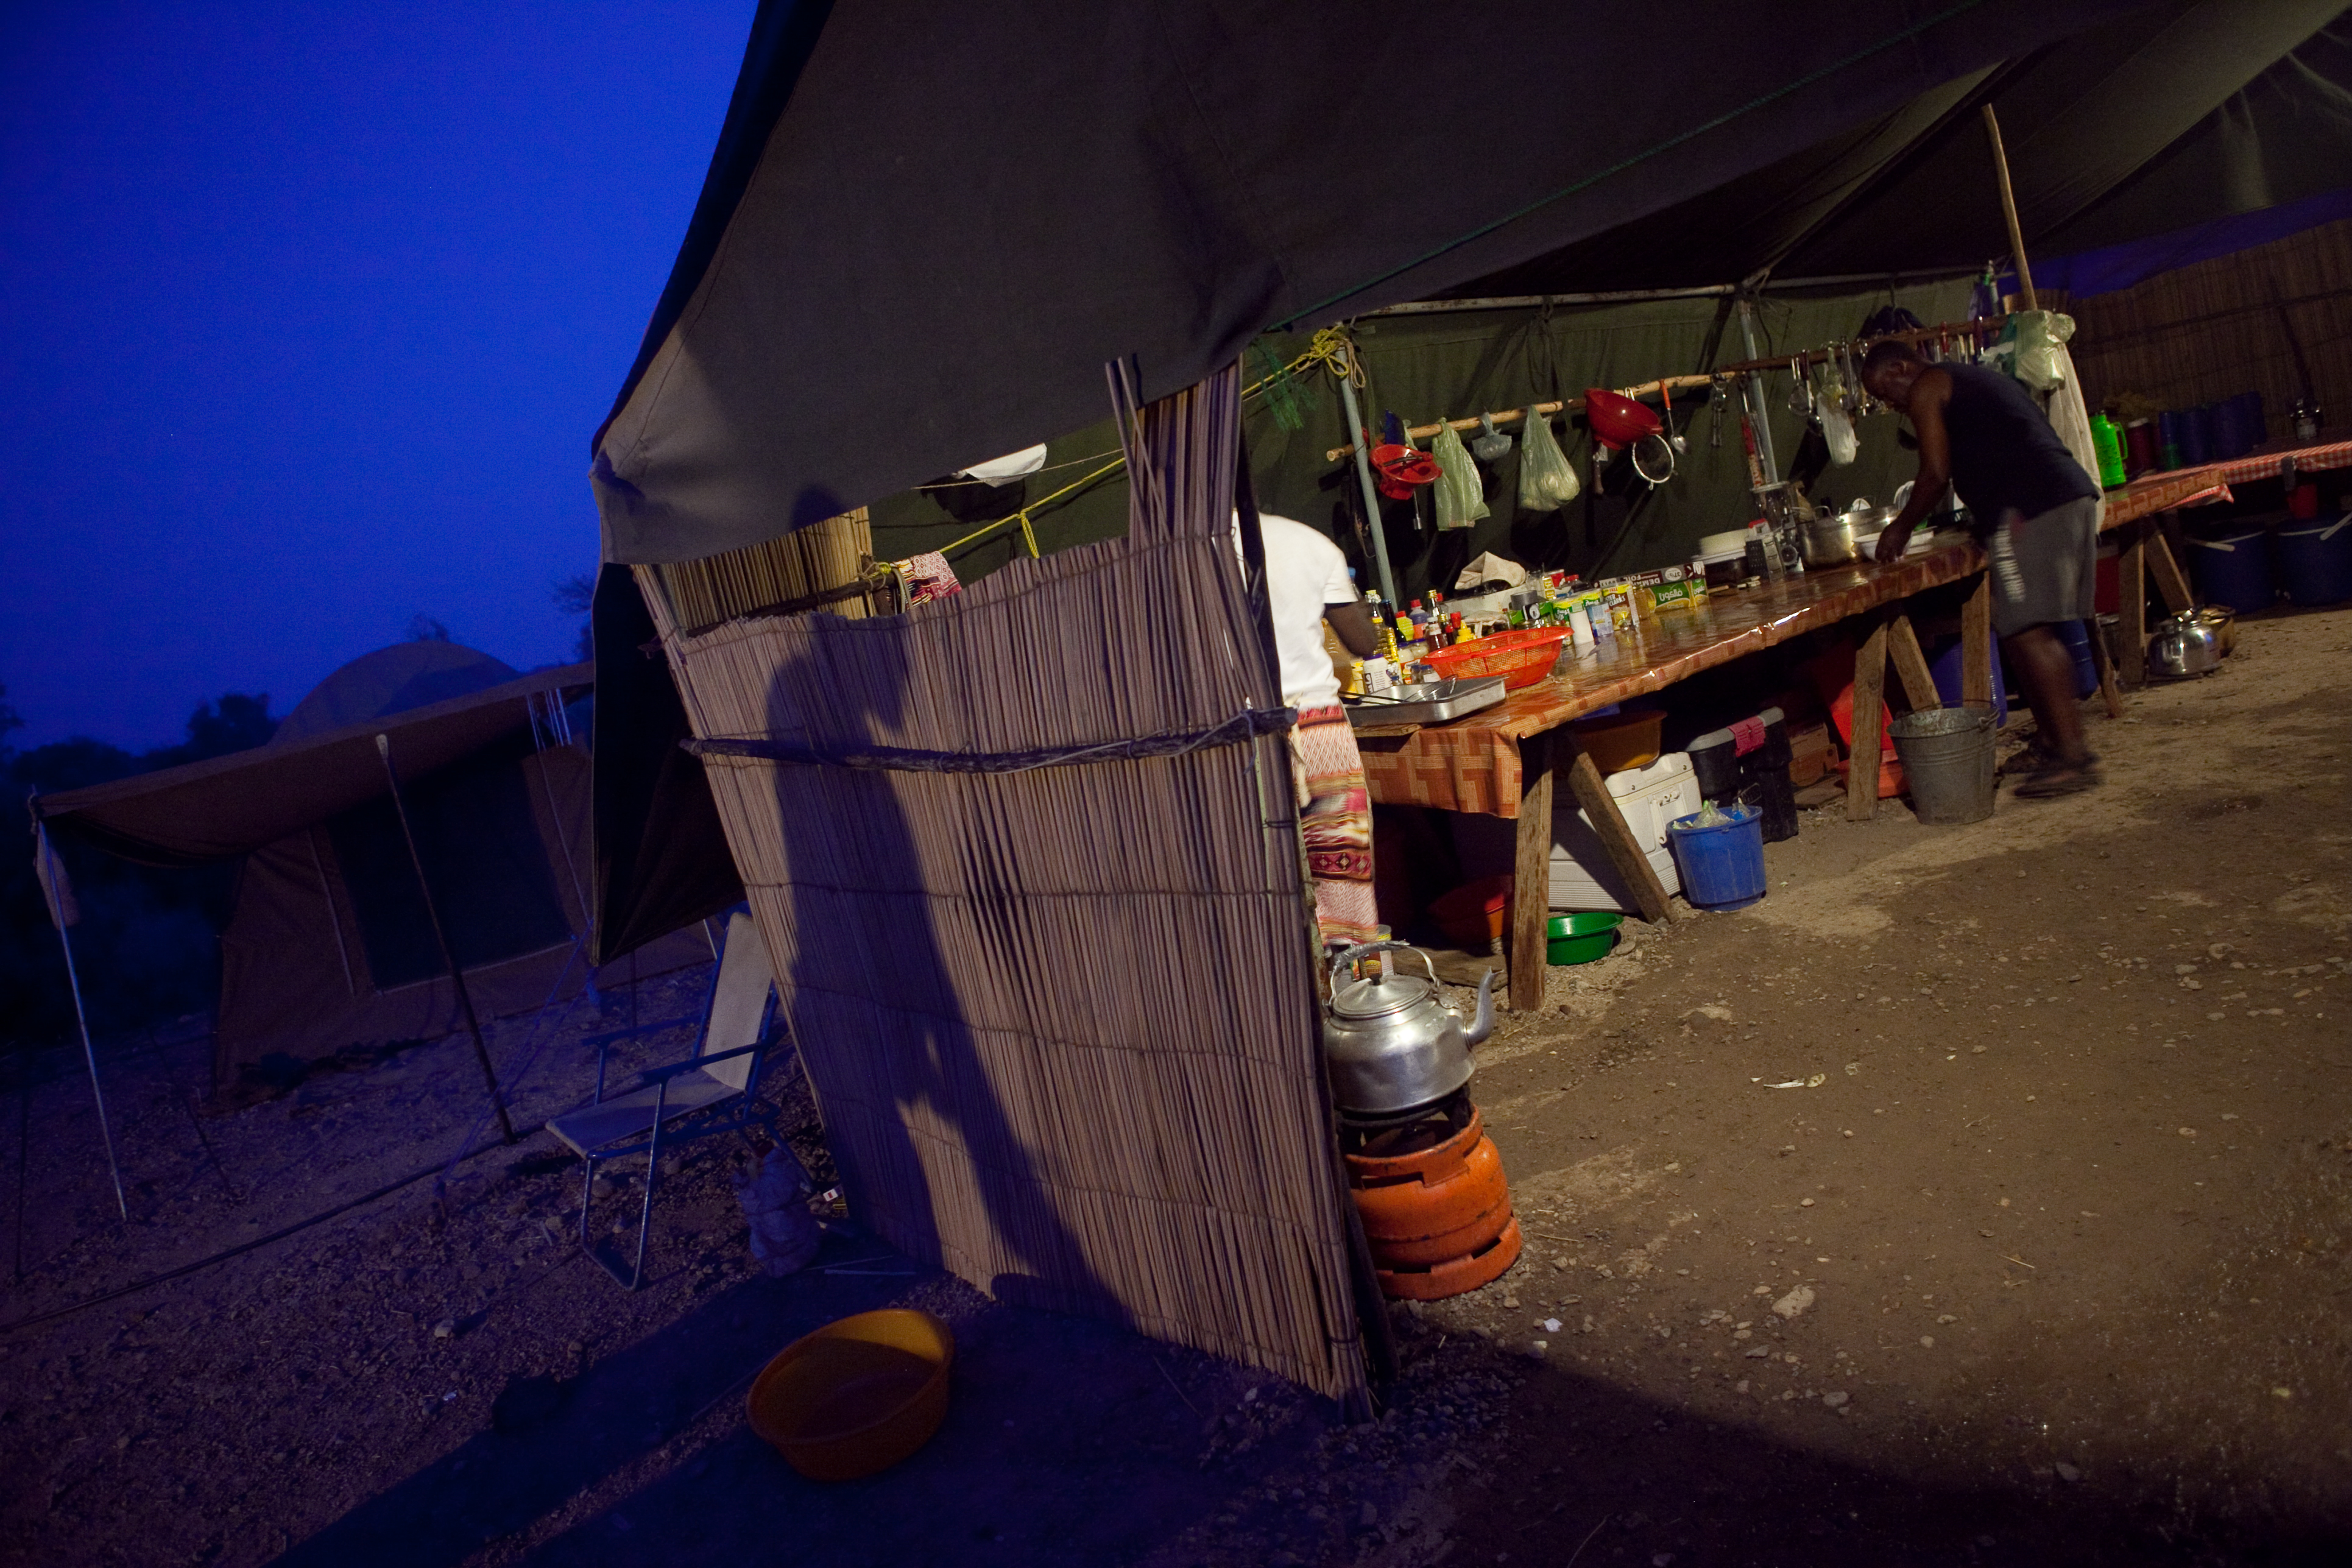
[1980,104,2038,312]
[35,822,129,1220]
[1334,370,1399,610]
[1736,299,1782,484]
[375,735,516,1145]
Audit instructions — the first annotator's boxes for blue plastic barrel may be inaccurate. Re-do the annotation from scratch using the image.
[1930,634,2008,727]
[2054,621,2099,699]
[2275,515,2352,607]
[2181,405,2214,466]
[1667,805,1768,911]
[2188,528,2275,612]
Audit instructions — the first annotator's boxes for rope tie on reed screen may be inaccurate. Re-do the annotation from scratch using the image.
[683,703,1295,775]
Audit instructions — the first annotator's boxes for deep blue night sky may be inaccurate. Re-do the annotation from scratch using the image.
[1,2,754,749]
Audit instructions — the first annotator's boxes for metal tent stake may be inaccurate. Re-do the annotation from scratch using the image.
[35,822,128,1219]
[375,734,516,1145]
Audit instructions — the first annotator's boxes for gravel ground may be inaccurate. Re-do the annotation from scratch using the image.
[3,605,2347,1567]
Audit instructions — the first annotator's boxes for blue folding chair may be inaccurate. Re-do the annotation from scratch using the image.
[549,908,785,1287]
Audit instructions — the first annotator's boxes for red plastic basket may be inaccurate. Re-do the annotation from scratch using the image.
[1423,627,1570,690]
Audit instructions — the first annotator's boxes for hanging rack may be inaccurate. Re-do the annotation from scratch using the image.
[1321,309,2019,465]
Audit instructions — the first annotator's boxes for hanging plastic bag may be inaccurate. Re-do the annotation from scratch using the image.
[1517,408,1581,510]
[733,1143,822,1276]
[2010,310,2075,393]
[1430,420,1488,530]
[1820,400,1859,466]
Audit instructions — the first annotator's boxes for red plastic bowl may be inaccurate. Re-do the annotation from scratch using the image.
[1423,628,1569,690]
[1584,389,1662,451]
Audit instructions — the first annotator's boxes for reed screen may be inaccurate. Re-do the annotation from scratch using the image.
[652,507,877,636]
[635,367,1366,1402]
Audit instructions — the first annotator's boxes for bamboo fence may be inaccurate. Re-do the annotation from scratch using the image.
[635,366,1366,1403]
[2062,217,2352,435]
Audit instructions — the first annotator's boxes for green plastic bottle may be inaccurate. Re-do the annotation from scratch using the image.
[2088,412,2127,489]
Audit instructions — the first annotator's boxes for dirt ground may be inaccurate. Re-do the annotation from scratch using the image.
[4,606,2348,1567]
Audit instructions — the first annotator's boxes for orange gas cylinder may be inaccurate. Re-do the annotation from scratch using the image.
[1344,1106,1520,1300]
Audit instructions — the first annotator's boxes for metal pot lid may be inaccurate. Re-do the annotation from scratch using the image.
[1330,970,1440,1020]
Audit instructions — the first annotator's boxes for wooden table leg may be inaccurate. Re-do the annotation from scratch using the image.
[1508,733,1555,1012]
[1961,574,1993,708]
[2147,528,2195,615]
[1562,745,1673,926]
[2120,523,2147,687]
[1887,613,1941,712]
[2088,616,2126,718]
[1846,619,1889,821]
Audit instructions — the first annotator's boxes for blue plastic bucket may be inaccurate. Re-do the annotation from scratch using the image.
[2054,620,2099,699]
[1930,634,2008,727]
[2188,529,2275,612]
[2275,514,2352,607]
[1667,805,1768,911]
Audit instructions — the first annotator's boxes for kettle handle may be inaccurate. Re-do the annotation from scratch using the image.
[1328,940,1439,993]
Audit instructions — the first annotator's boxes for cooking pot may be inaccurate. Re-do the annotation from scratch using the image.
[2147,612,2221,678]
[1322,942,1495,1117]
[1800,510,1859,567]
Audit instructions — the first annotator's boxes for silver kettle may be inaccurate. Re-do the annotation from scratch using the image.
[1321,941,1496,1117]
[2148,612,2221,678]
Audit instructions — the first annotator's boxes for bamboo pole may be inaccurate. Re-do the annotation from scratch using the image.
[1982,104,2038,313]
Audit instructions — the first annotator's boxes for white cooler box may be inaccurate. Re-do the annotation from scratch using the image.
[1451,752,1697,913]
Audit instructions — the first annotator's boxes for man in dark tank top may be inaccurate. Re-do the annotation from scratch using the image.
[1862,341,2103,797]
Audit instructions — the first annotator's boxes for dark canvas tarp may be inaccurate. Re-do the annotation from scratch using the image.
[36,645,708,1084]
[1452,0,2347,295]
[589,0,2145,567]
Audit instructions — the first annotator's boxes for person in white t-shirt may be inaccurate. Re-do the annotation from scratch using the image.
[1249,512,1380,951]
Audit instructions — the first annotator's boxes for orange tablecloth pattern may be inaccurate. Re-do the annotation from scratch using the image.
[1358,542,1986,817]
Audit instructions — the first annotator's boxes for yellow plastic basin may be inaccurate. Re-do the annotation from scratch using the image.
[746,1308,955,1481]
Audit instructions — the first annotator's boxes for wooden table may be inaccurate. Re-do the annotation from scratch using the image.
[2102,434,2352,685]
[1369,435,2352,1009]
[1358,543,1996,1009]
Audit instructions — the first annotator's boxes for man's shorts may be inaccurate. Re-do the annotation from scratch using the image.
[1985,496,2099,638]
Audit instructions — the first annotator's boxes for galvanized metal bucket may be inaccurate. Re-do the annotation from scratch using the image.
[1888,705,1996,825]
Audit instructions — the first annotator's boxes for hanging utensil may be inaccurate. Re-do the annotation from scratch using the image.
[1709,376,1728,448]
[1785,356,1810,414]
[1470,411,1513,462]
[1659,382,1687,454]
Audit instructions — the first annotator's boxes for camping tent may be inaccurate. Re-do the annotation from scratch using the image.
[580,0,2348,1397]
[592,0,2352,958]
[34,641,708,1088]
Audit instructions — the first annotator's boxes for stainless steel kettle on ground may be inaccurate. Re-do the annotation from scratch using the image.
[2148,612,2222,678]
[1321,941,1496,1117]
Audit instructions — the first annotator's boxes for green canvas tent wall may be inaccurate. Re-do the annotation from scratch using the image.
[34,642,709,1088]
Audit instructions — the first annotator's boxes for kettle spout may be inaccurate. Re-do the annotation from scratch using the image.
[1465,967,1496,1047]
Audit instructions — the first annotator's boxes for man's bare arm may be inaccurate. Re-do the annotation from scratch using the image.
[1326,601,1380,659]
[1877,371,1953,564]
